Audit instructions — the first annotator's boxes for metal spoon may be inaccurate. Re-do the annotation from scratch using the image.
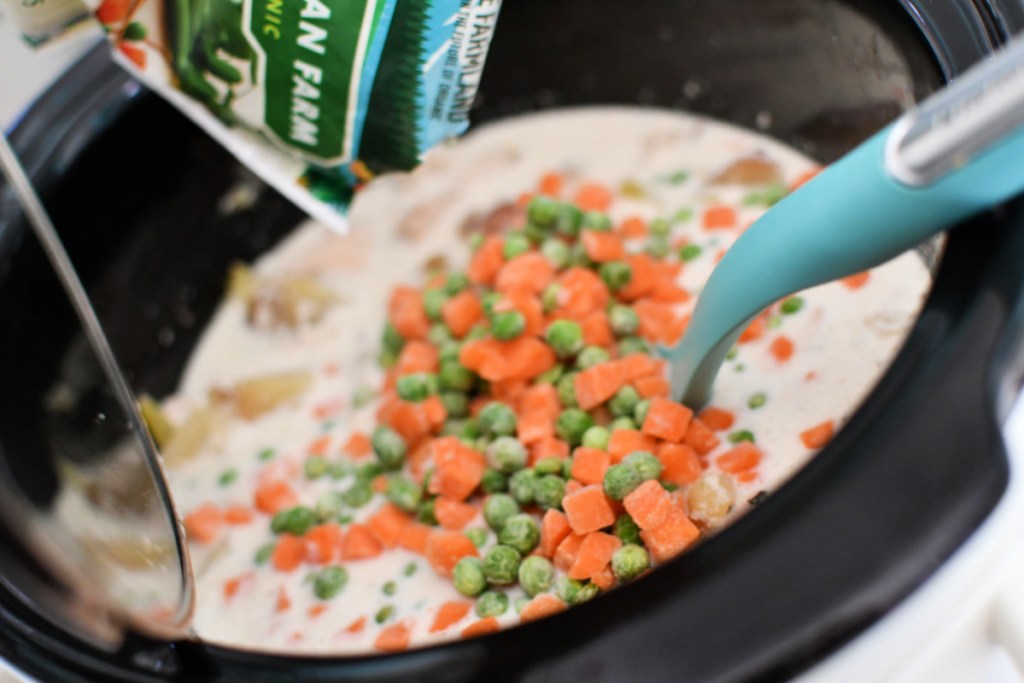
[664,33,1024,408]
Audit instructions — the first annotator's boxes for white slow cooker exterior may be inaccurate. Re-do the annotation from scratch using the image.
[1,17,1023,683]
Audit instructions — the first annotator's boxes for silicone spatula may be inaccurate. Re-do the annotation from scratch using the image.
[665,33,1024,409]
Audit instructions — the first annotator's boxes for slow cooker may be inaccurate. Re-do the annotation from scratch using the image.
[2,0,1024,680]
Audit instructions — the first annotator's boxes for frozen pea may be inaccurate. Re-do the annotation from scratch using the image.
[387,476,422,512]
[575,346,610,370]
[608,386,640,418]
[440,391,469,418]
[603,463,643,501]
[611,544,650,582]
[271,506,317,536]
[541,238,571,269]
[503,233,532,260]
[483,545,521,585]
[518,556,556,597]
[613,514,642,545]
[303,457,329,480]
[372,425,407,470]
[396,372,438,402]
[497,513,540,554]
[581,425,611,450]
[464,527,489,548]
[623,451,662,481]
[608,304,639,336]
[483,494,520,531]
[556,408,594,446]
[609,416,636,432]
[486,436,528,473]
[535,457,563,475]
[633,398,651,426]
[453,557,487,597]
[492,310,526,340]
[476,590,510,618]
[439,361,475,392]
[546,319,584,359]
[617,337,650,356]
[509,468,538,505]
[312,566,349,600]
[569,582,601,605]
[481,467,509,493]
[599,260,633,291]
[478,402,517,437]
[554,576,584,603]
[534,474,567,510]
[557,373,578,408]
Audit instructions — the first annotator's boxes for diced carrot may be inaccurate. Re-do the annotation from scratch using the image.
[565,479,584,496]
[312,395,345,419]
[435,497,479,530]
[649,277,691,304]
[426,531,479,577]
[790,167,822,191]
[430,601,472,633]
[224,504,253,525]
[517,192,534,207]
[684,418,721,456]
[223,573,250,599]
[374,622,412,652]
[592,567,616,591]
[184,503,223,544]
[553,533,585,572]
[616,254,657,301]
[538,172,564,197]
[529,437,570,465]
[304,523,343,564]
[371,474,389,493]
[570,447,611,486]
[581,231,626,263]
[442,290,485,338]
[430,437,486,501]
[388,286,430,340]
[556,267,610,318]
[307,435,331,456]
[341,524,383,560]
[342,431,372,458]
[614,353,664,382]
[770,336,794,362]
[702,205,737,230]
[618,215,647,238]
[345,616,366,633]
[657,443,702,486]
[309,604,328,618]
[716,442,763,474]
[842,271,870,290]
[641,397,694,443]
[574,361,626,410]
[738,316,765,343]
[539,509,572,558]
[408,439,434,480]
[639,506,701,564]
[368,503,413,548]
[118,43,147,69]
[254,480,298,515]
[698,407,735,431]
[491,378,529,404]
[461,337,556,382]
[422,394,448,428]
[518,383,562,419]
[276,586,292,613]
[398,522,432,555]
[468,235,505,286]
[623,480,674,530]
[518,410,555,445]
[381,399,435,444]
[462,617,500,638]
[580,310,614,347]
[568,532,622,580]
[607,429,659,463]
[496,252,556,295]
[574,182,614,212]
[562,485,617,535]
[800,420,835,449]
[272,534,306,572]
[519,594,568,623]
[633,298,684,344]
[737,471,758,483]
[633,374,671,399]
[95,0,130,24]
[397,340,440,374]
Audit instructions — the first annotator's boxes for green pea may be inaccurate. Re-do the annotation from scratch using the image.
[452,557,487,596]
[440,392,469,418]
[478,402,517,437]
[541,283,562,313]
[123,20,147,40]
[254,542,275,566]
[483,494,520,531]
[403,562,418,577]
[423,289,449,321]
[465,527,489,548]
[469,233,485,252]
[476,590,510,618]
[329,462,351,480]
[497,514,540,554]
[582,211,613,231]
[611,544,650,583]
[645,237,670,258]
[271,506,317,536]
[372,425,407,470]
[557,373,578,408]
[554,202,584,237]
[554,576,584,603]
[728,430,756,444]
[315,491,345,521]
[483,545,521,585]
[534,474,567,510]
[382,323,405,353]
[672,207,695,223]
[748,392,767,409]
[617,337,650,356]
[623,451,662,481]
[377,348,398,369]
[509,468,538,504]
[492,310,526,340]
[556,408,594,446]
[608,386,640,418]
[608,305,639,336]
[610,416,636,432]
[524,221,548,244]
[633,398,651,425]
[417,498,438,526]
[387,476,422,512]
[439,361,475,392]
[613,514,642,545]
[396,372,438,402]
[356,462,382,483]
[375,605,395,624]
[342,482,373,508]
[480,467,509,493]
[514,596,531,613]
[780,296,804,314]
[466,322,489,341]
[383,580,397,596]
[546,320,584,359]
[535,457,563,475]
[304,457,329,480]
[352,386,376,408]
[679,244,702,262]
[581,425,611,450]
[570,582,601,605]
[569,242,592,268]
[576,346,610,370]
[649,218,671,238]
[540,238,571,269]
[503,233,532,260]
[604,463,643,501]
[599,261,633,291]
[487,436,528,473]
[312,566,349,600]
[518,556,556,597]
[527,196,560,228]
[481,291,502,318]
[725,346,739,361]
[535,363,565,385]
[444,272,470,296]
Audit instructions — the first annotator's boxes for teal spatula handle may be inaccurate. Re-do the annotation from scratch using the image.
[668,33,1024,408]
